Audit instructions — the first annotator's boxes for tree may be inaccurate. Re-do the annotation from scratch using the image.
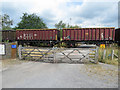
[1,14,13,30]
[67,24,80,28]
[15,13,47,29]
[55,20,66,29]
[55,20,81,29]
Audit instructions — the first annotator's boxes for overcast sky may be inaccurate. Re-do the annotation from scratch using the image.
[1,0,119,28]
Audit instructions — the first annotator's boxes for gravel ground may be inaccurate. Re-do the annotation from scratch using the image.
[1,61,118,88]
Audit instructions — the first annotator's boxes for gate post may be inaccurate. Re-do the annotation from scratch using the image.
[103,50,106,60]
[95,47,99,64]
[53,50,56,63]
[11,42,17,59]
[18,45,22,60]
[111,50,114,60]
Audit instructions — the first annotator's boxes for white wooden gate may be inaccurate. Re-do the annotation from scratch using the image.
[18,45,99,64]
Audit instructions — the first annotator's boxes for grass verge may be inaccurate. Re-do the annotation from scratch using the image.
[98,44,118,65]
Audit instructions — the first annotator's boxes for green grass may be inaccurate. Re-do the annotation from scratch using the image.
[98,44,118,65]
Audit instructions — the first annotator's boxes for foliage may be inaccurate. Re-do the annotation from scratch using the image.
[1,14,13,30]
[15,13,47,29]
[55,21,66,29]
[67,24,80,29]
[98,45,118,65]
[55,20,81,29]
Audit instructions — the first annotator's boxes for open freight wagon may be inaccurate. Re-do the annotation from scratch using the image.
[0,30,16,42]
[16,29,60,46]
[62,27,115,46]
[115,28,120,46]
[115,28,120,42]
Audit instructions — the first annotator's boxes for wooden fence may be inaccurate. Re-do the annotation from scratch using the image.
[18,45,99,64]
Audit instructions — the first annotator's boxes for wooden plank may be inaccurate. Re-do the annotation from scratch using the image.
[89,54,95,57]
[95,47,99,63]
[19,45,22,60]
[111,50,114,60]
[11,44,17,59]
[103,50,106,59]
[22,53,44,55]
[114,54,118,58]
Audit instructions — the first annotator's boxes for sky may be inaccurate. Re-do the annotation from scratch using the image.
[0,0,119,28]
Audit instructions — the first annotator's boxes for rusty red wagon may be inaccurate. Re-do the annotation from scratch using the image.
[16,29,60,46]
[115,28,120,46]
[62,27,115,46]
[0,30,16,42]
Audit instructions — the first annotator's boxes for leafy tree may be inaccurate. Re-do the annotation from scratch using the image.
[1,14,13,30]
[67,24,80,28]
[15,13,47,29]
[55,20,66,29]
[55,20,81,29]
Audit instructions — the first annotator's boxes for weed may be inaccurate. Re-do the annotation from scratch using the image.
[98,44,118,65]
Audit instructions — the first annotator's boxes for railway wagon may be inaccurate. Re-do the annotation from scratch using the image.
[62,27,115,46]
[0,30,16,42]
[115,28,120,45]
[16,29,60,46]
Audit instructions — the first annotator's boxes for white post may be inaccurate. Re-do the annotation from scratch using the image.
[103,50,106,60]
[95,47,99,64]
[53,50,56,63]
[111,50,114,60]
[19,45,22,60]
